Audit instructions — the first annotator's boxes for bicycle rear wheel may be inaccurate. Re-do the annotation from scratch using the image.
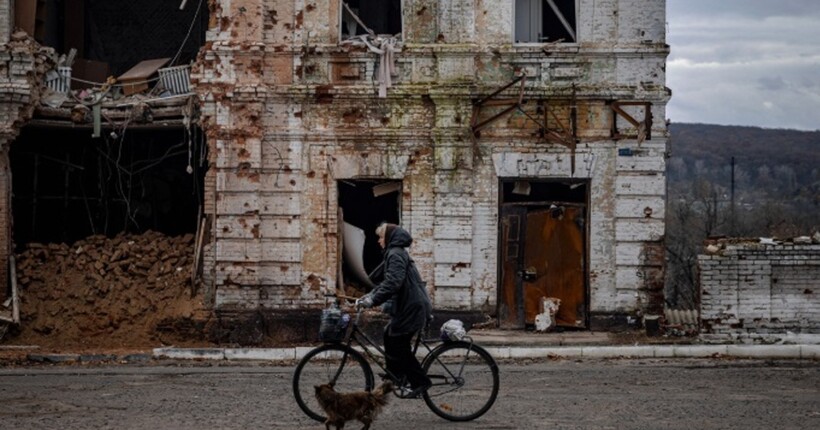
[421,341,499,421]
[292,344,374,422]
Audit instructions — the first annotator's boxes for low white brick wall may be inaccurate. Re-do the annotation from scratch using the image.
[698,241,820,343]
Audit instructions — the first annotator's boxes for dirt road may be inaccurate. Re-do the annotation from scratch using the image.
[0,358,817,429]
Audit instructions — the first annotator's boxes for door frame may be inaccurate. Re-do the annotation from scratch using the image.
[496,178,591,329]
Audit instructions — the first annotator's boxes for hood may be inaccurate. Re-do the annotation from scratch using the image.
[386,225,413,248]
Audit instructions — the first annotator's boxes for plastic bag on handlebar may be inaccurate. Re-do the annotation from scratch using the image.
[319,302,350,343]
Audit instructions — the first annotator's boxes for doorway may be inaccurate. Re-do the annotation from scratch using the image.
[337,179,402,294]
[498,179,588,329]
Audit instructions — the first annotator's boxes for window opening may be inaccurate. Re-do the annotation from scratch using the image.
[18,0,207,91]
[515,0,576,43]
[341,0,402,39]
[338,180,401,295]
[501,180,586,205]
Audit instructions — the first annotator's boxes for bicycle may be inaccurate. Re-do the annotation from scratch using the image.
[292,294,500,423]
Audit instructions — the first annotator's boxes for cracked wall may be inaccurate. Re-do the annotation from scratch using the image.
[196,0,669,323]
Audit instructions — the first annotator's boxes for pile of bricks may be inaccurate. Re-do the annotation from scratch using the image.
[13,231,200,347]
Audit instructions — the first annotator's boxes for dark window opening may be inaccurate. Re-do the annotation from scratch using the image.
[338,180,401,294]
[515,0,576,43]
[341,0,402,39]
[10,126,207,249]
[501,179,587,204]
[19,0,208,85]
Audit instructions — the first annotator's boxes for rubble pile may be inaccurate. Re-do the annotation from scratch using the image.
[11,231,211,350]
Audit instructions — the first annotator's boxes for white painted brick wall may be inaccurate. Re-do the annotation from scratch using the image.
[198,0,669,317]
[700,243,820,339]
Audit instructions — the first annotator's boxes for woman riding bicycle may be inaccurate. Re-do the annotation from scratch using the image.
[356,222,433,398]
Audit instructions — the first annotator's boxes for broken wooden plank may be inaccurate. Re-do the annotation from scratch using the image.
[117,58,171,95]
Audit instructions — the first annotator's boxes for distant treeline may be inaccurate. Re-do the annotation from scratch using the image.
[668,123,819,209]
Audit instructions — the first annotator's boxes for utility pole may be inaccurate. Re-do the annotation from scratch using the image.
[730,156,736,236]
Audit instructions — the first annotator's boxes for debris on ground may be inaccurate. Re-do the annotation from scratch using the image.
[5,231,213,351]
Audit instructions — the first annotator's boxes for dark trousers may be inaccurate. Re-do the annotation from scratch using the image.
[383,331,430,389]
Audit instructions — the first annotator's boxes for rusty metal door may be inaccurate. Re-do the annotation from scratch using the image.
[499,205,587,328]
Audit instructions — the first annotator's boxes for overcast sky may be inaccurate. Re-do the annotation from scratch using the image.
[666,0,820,130]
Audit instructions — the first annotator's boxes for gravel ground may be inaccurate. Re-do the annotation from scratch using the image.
[0,358,817,429]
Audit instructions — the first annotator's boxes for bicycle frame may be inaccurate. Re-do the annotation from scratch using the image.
[332,308,435,388]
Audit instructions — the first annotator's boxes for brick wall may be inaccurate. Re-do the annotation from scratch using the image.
[699,240,820,343]
[0,31,52,299]
[197,0,670,320]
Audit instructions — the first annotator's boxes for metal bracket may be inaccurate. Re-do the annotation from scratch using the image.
[611,101,653,144]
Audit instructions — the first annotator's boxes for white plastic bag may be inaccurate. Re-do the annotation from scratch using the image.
[440,319,466,342]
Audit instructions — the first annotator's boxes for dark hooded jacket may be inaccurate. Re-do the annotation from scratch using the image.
[369,226,433,336]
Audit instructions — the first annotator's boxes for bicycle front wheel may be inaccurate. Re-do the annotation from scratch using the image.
[421,341,500,421]
[292,344,374,422]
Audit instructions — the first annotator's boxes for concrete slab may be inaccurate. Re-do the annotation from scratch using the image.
[673,345,727,358]
[801,345,820,359]
[294,346,316,360]
[515,347,585,358]
[224,348,295,361]
[726,345,802,358]
[483,346,511,360]
[153,348,224,360]
[582,346,655,358]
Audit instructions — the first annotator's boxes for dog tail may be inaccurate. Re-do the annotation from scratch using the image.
[371,380,394,406]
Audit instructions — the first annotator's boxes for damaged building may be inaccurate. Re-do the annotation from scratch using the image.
[0,0,209,333]
[1,0,670,336]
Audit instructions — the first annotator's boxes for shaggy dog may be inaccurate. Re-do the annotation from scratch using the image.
[314,380,394,429]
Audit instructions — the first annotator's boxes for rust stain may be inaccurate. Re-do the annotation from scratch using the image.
[342,108,364,124]
[306,274,322,290]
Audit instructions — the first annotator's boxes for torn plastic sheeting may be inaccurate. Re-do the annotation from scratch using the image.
[343,222,375,289]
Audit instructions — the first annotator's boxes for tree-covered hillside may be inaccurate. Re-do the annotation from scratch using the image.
[665,123,819,308]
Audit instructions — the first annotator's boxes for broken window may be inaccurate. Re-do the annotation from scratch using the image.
[16,0,207,88]
[515,0,577,43]
[341,0,402,39]
[337,180,401,295]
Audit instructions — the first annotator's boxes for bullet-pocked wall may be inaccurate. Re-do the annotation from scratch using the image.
[195,0,670,328]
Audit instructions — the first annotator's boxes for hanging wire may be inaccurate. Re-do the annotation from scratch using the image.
[64,0,204,91]
[169,0,205,67]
